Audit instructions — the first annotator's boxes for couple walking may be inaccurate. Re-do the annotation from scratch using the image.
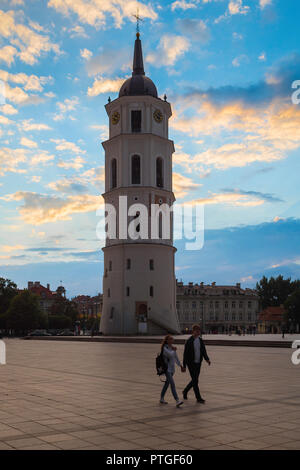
[160,324,211,407]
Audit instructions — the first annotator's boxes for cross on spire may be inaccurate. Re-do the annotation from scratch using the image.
[133,7,143,37]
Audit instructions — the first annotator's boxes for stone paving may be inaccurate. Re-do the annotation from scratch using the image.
[0,338,299,450]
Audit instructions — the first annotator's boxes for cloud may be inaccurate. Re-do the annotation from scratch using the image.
[0,9,61,65]
[20,137,37,148]
[233,32,243,40]
[87,77,125,96]
[89,124,109,140]
[31,151,55,165]
[215,0,250,22]
[0,103,18,115]
[48,177,88,194]
[48,167,105,195]
[228,0,249,15]
[146,34,189,67]
[80,48,92,60]
[0,147,27,176]
[0,45,17,66]
[4,82,29,104]
[170,54,300,170]
[176,19,211,43]
[69,25,88,38]
[51,138,85,154]
[21,119,52,131]
[57,156,86,170]
[0,114,14,125]
[86,48,131,77]
[232,54,248,67]
[259,0,272,8]
[2,244,25,253]
[221,188,283,203]
[173,172,199,199]
[185,191,265,207]
[0,69,52,92]
[31,175,41,183]
[5,191,103,224]
[48,0,158,29]
[53,97,79,121]
[258,51,266,62]
[171,0,198,10]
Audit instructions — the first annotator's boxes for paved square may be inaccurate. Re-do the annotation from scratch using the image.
[0,338,299,450]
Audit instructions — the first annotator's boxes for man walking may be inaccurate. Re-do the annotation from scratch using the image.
[182,324,211,403]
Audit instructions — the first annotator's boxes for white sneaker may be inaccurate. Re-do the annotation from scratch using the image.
[176,400,183,407]
[160,399,168,404]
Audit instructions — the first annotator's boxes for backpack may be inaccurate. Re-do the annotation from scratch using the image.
[156,350,167,376]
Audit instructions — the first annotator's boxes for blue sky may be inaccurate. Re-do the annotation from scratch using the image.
[0,0,300,297]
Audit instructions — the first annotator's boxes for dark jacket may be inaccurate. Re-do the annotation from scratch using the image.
[183,335,210,368]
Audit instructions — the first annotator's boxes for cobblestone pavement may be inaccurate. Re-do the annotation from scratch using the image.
[0,338,299,450]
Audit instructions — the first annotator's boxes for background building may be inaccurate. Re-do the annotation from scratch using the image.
[27,281,65,316]
[257,305,285,333]
[176,281,260,333]
[72,294,103,320]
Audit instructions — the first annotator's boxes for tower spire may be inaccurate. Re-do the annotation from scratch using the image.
[132,8,145,76]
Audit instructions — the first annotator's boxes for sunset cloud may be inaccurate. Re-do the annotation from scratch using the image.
[87,77,125,96]
[146,34,189,67]
[57,156,86,170]
[173,172,199,199]
[48,0,157,29]
[0,9,61,65]
[6,191,103,224]
[0,147,27,176]
[20,137,37,148]
[51,138,85,154]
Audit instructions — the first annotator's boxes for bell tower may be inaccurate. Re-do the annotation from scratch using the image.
[100,31,180,335]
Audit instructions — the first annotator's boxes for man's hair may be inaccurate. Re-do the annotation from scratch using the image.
[192,324,201,332]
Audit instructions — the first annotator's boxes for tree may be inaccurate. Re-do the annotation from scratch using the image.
[6,290,47,335]
[256,275,297,309]
[0,278,18,316]
[48,315,72,330]
[50,297,79,325]
[284,288,300,328]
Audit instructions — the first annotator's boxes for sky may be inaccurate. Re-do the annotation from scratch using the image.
[0,0,300,298]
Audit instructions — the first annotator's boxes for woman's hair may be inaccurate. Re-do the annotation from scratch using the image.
[161,334,173,352]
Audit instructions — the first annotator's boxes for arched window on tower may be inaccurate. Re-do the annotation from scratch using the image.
[131,155,141,184]
[156,157,163,188]
[111,158,117,189]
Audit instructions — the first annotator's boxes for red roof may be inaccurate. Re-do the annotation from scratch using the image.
[29,284,55,299]
[258,306,285,322]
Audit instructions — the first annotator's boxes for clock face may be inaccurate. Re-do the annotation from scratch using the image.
[153,109,163,123]
[111,111,120,125]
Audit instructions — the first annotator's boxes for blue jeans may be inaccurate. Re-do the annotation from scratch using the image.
[161,370,179,401]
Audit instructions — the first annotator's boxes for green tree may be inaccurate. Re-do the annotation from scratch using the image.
[0,278,18,316]
[6,290,47,335]
[256,275,297,309]
[65,300,79,323]
[50,297,79,325]
[48,315,72,330]
[284,288,300,327]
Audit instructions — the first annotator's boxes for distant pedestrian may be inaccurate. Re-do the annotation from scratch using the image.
[160,335,184,408]
[182,324,211,403]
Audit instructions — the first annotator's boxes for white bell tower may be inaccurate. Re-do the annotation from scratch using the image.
[100,31,180,335]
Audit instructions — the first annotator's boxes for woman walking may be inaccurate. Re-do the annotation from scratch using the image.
[160,335,184,407]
